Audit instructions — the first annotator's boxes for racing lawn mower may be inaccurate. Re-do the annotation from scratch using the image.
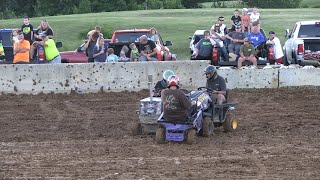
[155,86,239,144]
[132,75,162,135]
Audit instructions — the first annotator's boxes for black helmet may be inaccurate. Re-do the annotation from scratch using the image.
[204,65,217,74]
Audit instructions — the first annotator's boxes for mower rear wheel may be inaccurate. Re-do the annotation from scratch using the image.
[155,126,165,144]
[223,113,238,132]
[131,122,142,136]
[186,129,196,145]
[202,117,214,137]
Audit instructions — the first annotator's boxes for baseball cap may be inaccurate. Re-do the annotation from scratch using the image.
[244,37,250,42]
[235,25,241,29]
[243,8,248,12]
[269,31,276,35]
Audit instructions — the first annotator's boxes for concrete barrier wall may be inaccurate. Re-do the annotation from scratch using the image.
[279,68,320,87]
[0,62,318,95]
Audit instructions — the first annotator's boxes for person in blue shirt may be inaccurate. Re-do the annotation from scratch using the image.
[106,48,119,63]
[247,25,266,56]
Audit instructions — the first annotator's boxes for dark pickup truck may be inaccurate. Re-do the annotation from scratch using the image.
[109,29,176,61]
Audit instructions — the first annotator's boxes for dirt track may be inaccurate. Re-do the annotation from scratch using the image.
[0,88,319,179]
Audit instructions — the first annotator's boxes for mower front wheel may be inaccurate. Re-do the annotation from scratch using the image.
[223,113,238,132]
[186,129,196,144]
[155,126,166,144]
[131,122,142,136]
[202,117,214,137]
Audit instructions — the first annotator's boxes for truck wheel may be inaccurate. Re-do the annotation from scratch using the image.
[202,117,213,137]
[131,122,142,136]
[155,126,165,144]
[186,129,196,145]
[223,113,238,132]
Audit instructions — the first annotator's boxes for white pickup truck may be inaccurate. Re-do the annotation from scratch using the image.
[283,21,320,66]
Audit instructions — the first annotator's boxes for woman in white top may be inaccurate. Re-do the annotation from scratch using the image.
[250,7,260,28]
[266,31,284,64]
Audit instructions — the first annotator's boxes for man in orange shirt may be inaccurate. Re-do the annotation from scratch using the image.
[13,30,30,64]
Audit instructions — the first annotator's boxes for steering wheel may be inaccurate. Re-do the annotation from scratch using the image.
[197,87,213,93]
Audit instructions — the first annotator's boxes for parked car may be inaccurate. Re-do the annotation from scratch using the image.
[60,39,110,63]
[283,20,320,66]
[109,29,176,61]
[189,30,205,54]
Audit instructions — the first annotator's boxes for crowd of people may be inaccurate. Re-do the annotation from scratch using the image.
[192,7,284,68]
[4,17,61,64]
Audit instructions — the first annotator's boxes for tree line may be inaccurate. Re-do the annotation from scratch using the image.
[0,0,302,19]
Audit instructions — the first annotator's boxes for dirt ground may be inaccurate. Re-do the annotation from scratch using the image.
[0,87,319,179]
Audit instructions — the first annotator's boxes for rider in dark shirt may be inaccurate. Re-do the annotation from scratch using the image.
[161,75,194,122]
[205,65,226,105]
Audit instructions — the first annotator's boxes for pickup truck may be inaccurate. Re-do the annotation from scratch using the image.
[108,29,176,61]
[283,21,320,66]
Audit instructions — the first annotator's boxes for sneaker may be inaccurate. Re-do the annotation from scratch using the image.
[229,53,237,61]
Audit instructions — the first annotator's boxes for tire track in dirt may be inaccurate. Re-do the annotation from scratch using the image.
[64,100,95,133]
[38,102,66,131]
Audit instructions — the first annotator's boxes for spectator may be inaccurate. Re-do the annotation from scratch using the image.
[0,40,5,62]
[225,25,245,60]
[237,38,257,69]
[211,24,230,61]
[250,7,260,28]
[93,37,108,63]
[215,16,228,37]
[204,65,226,105]
[84,31,99,62]
[129,43,139,61]
[266,31,284,64]
[21,16,33,44]
[13,31,30,64]
[119,45,130,62]
[139,35,158,61]
[153,69,175,97]
[241,8,251,33]
[87,25,103,39]
[31,20,54,60]
[150,27,162,51]
[192,30,216,60]
[33,33,61,64]
[230,9,241,32]
[106,48,119,62]
[11,29,19,44]
[247,25,266,56]
[161,75,194,122]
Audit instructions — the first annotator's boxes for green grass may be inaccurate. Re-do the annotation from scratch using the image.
[0,8,319,60]
[300,0,320,7]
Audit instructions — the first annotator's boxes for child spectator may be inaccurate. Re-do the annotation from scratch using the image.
[11,29,20,44]
[238,38,257,69]
[231,9,241,32]
[87,25,104,39]
[250,7,260,28]
[106,48,119,63]
[119,45,130,62]
[241,8,251,33]
[21,16,33,44]
[93,37,108,62]
[129,43,139,61]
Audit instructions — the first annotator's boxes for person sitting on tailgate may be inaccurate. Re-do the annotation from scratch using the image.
[204,65,226,105]
[153,70,174,97]
[161,75,195,122]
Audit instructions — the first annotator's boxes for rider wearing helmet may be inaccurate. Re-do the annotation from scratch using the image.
[161,75,194,122]
[153,70,174,97]
[204,65,226,104]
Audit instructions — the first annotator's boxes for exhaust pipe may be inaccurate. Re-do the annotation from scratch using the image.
[148,75,153,102]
